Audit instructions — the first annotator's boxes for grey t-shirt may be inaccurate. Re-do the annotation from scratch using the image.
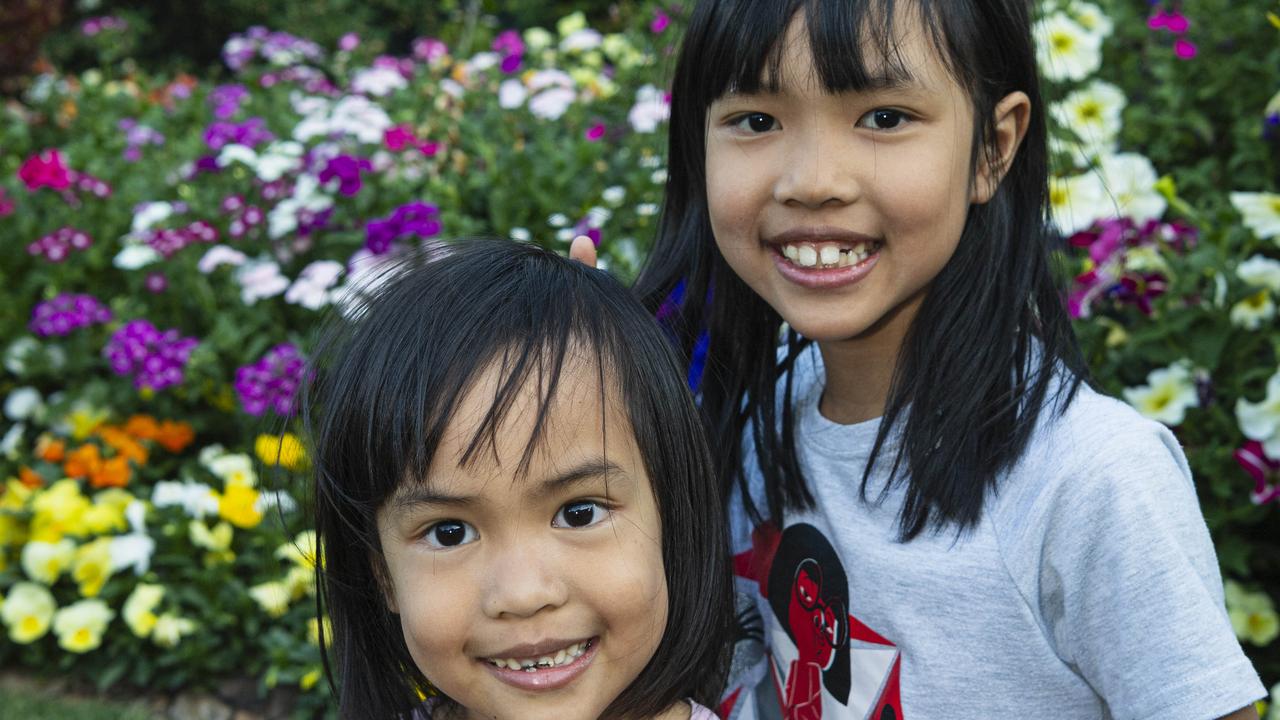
[723,347,1265,720]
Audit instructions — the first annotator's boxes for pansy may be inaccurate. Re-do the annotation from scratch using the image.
[1237,368,1280,456]
[1034,12,1103,82]
[122,583,165,638]
[1230,192,1280,241]
[52,599,114,653]
[1,582,56,643]
[151,613,198,648]
[1122,361,1198,426]
[152,480,220,518]
[20,539,75,585]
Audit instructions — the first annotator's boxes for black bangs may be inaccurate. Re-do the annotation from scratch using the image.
[305,239,732,719]
[686,0,971,107]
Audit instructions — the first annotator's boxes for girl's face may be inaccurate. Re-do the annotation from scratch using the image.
[705,10,979,348]
[375,358,668,720]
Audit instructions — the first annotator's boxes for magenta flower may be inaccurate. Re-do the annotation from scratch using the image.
[319,154,373,197]
[18,149,71,191]
[412,37,448,64]
[29,294,112,337]
[144,272,169,293]
[234,343,306,416]
[385,125,416,151]
[1235,441,1280,506]
[1148,10,1189,34]
[493,30,525,73]
[1174,39,1197,59]
[1066,218,1193,319]
[585,123,606,142]
[0,187,14,217]
[103,320,199,392]
[81,16,127,37]
[27,227,93,262]
[339,32,360,52]
[364,201,442,254]
[651,10,672,34]
[144,221,219,258]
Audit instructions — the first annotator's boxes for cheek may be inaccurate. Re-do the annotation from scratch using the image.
[388,560,473,678]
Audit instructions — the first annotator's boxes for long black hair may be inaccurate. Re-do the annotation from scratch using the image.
[303,239,732,719]
[635,0,1088,540]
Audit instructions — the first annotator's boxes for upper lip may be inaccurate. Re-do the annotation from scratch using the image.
[480,637,591,659]
[765,226,879,247]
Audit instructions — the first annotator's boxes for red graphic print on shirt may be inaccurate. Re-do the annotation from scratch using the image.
[735,523,903,720]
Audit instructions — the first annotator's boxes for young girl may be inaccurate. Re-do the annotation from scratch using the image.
[601,0,1269,717]
[303,240,731,719]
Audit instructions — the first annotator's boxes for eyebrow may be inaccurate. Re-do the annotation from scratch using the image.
[387,457,628,514]
[719,65,927,99]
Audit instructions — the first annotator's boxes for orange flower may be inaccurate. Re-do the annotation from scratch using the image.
[19,466,45,489]
[123,415,160,441]
[36,436,65,463]
[90,456,131,489]
[155,421,195,453]
[96,427,148,466]
[64,444,102,479]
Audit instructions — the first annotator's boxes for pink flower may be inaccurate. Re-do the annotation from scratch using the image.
[384,125,417,151]
[1174,39,1197,59]
[412,37,448,64]
[1235,441,1280,505]
[418,141,442,157]
[0,187,14,217]
[18,149,71,191]
[1148,11,1189,34]
[585,123,606,142]
[651,10,671,34]
[339,32,360,52]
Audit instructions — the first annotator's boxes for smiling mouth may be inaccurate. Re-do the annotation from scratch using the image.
[776,240,882,269]
[483,638,594,672]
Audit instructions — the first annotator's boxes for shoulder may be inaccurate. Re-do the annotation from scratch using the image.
[687,700,720,720]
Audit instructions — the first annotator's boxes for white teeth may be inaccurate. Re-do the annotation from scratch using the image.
[554,649,566,664]
[818,245,840,266]
[488,640,588,671]
[784,244,799,261]
[797,245,818,267]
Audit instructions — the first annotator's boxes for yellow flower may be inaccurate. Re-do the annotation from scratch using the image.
[0,514,27,547]
[300,668,322,691]
[67,405,109,440]
[1,582,56,643]
[556,11,587,37]
[218,483,263,529]
[208,452,257,486]
[249,581,292,618]
[21,538,76,584]
[1226,580,1280,647]
[30,479,91,542]
[151,613,197,648]
[52,598,113,653]
[72,537,115,597]
[276,530,317,569]
[81,496,129,535]
[285,565,316,600]
[122,583,165,638]
[307,615,332,646]
[189,520,235,564]
[1,478,33,510]
[254,433,307,471]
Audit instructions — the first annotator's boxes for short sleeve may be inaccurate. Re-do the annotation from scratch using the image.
[1035,415,1265,720]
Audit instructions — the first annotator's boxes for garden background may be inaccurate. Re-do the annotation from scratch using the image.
[0,0,1278,717]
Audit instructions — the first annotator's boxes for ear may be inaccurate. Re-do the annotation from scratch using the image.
[971,91,1031,204]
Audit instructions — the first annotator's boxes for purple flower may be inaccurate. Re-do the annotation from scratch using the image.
[338,32,360,52]
[103,320,199,391]
[363,201,442,254]
[144,220,219,258]
[145,273,168,293]
[118,118,165,162]
[412,37,448,64]
[319,154,373,197]
[493,30,525,73]
[209,84,250,119]
[203,117,274,151]
[234,343,306,416]
[651,10,672,34]
[81,16,127,37]
[27,227,93,262]
[29,293,112,337]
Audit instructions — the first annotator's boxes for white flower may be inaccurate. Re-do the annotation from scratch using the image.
[1072,2,1114,38]
[130,202,175,233]
[207,452,257,487]
[351,66,407,97]
[602,186,626,205]
[151,613,197,648]
[52,599,113,653]
[1,582,56,643]
[527,69,573,92]
[1077,153,1167,225]
[109,533,155,576]
[560,28,603,52]
[586,206,612,226]
[21,539,76,585]
[255,141,305,182]
[1122,361,1199,426]
[285,260,344,310]
[197,245,248,273]
[510,227,532,242]
[293,95,391,145]
[529,87,576,120]
[268,173,333,239]
[440,79,465,98]
[1230,192,1280,241]
[628,84,670,133]
[498,78,528,109]
[1034,12,1102,82]
[547,213,569,227]
[256,490,298,515]
[1237,368,1280,456]
[1,423,23,459]
[4,387,43,421]
[1238,255,1280,293]
[236,259,290,305]
[152,480,219,518]
[113,244,161,270]
[466,52,500,72]
[651,168,668,184]
[1049,80,1125,155]
[1230,290,1276,330]
[216,143,258,170]
[637,203,659,217]
[523,27,554,52]
[555,228,576,242]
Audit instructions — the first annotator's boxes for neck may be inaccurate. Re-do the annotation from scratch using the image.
[815,292,921,425]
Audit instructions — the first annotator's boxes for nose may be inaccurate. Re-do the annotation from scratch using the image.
[480,537,569,620]
[773,125,861,209]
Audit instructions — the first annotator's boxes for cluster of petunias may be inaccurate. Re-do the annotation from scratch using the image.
[29,293,112,337]
[1066,218,1195,319]
[27,226,93,262]
[233,343,306,416]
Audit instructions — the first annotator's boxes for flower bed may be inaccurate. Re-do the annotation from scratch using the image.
[0,0,1276,715]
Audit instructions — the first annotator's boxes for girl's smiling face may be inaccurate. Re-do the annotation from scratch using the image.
[375,356,668,720]
[705,10,986,350]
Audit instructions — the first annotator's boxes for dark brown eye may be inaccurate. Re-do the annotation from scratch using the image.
[860,109,909,130]
[733,112,777,133]
[554,501,605,528]
[425,520,476,548]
